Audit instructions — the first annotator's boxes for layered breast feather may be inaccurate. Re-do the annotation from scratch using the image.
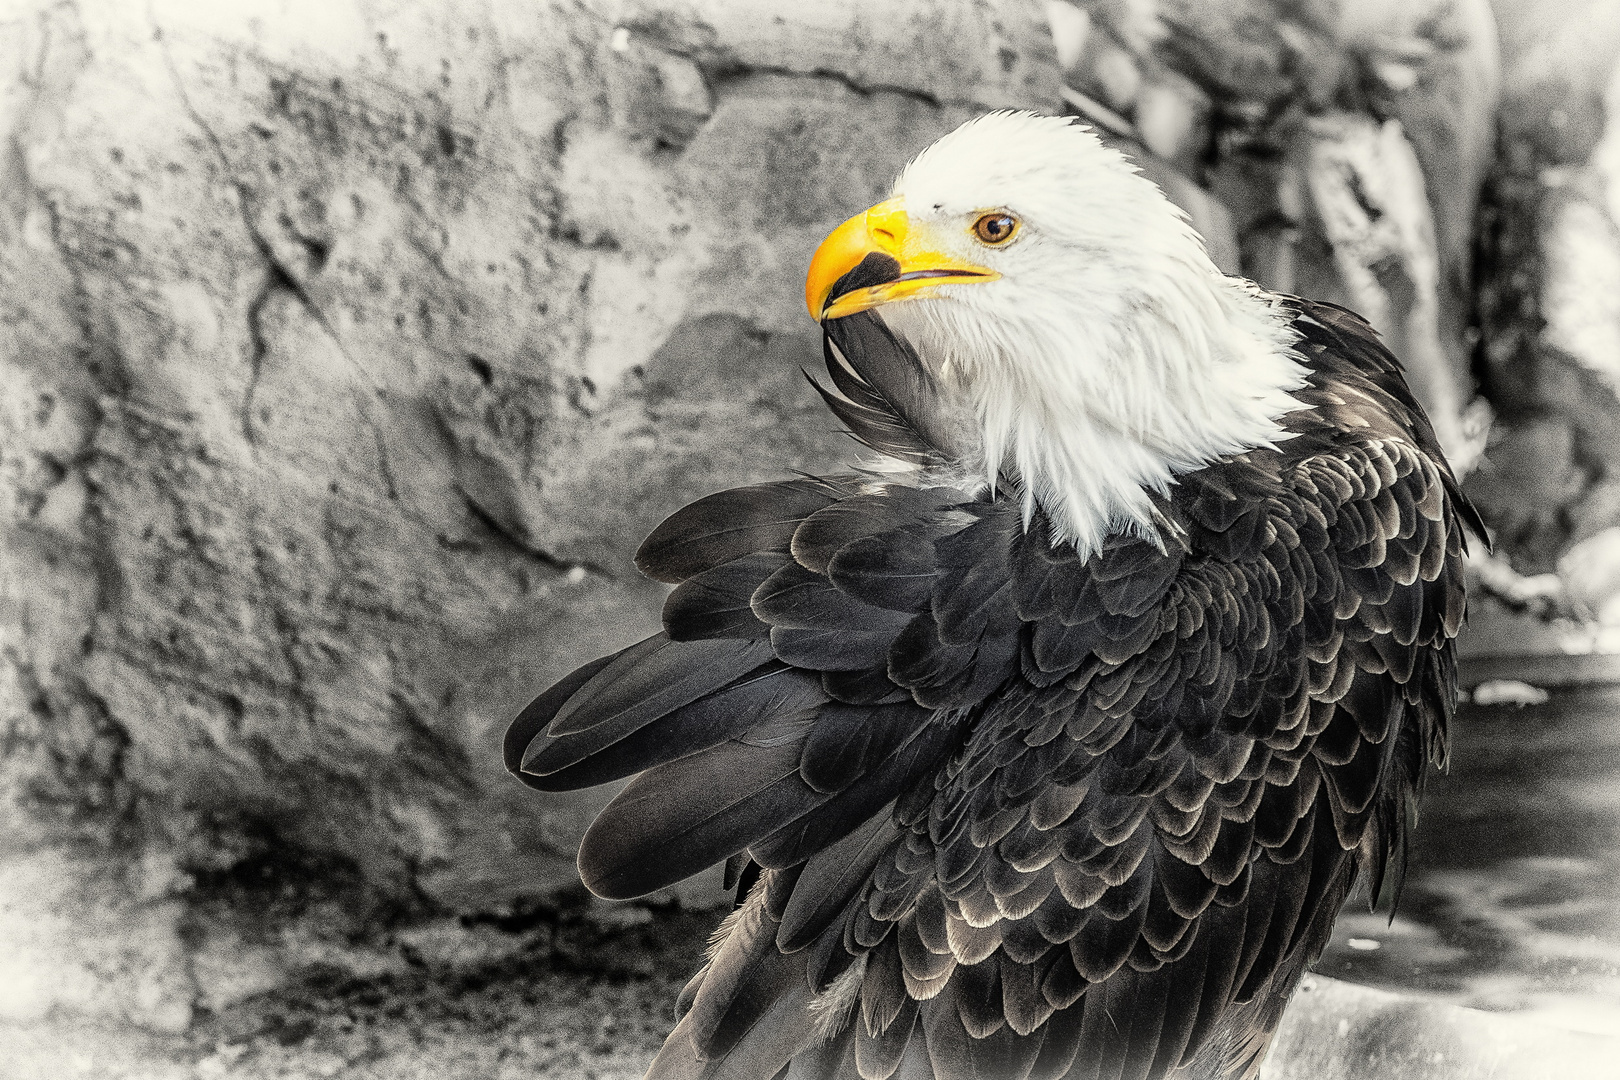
[504,298,1478,1080]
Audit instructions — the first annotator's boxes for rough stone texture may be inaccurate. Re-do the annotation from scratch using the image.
[1468,0,1620,586]
[1336,0,1501,468]
[1294,110,1466,463]
[1260,975,1617,1080]
[4,0,1620,1047]
[1,901,1614,1080]
[1055,0,1500,470]
[0,844,193,1032]
[1063,0,1620,625]
[0,0,1058,1028]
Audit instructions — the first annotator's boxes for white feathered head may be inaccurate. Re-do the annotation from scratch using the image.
[806,112,1305,555]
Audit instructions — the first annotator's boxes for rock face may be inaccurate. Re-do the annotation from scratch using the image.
[1472,0,1620,573]
[1052,0,1499,469]
[0,0,1059,1026]
[4,0,1619,1041]
[1061,0,1620,627]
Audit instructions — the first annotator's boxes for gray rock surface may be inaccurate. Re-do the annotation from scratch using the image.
[0,0,1058,1027]
[1262,975,1617,1080]
[1056,0,1499,471]
[4,0,1620,1052]
[2,908,1614,1080]
[1472,0,1620,573]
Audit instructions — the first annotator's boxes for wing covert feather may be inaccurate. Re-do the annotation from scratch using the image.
[507,296,1476,1080]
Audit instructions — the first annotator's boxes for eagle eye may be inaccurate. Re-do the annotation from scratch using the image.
[971,212,1018,246]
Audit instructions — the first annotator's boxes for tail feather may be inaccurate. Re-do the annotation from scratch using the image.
[890,1036,940,1080]
[785,1023,857,1080]
[856,995,920,1079]
[648,990,819,1080]
[777,809,902,953]
[525,662,822,792]
[502,652,616,791]
[636,478,849,584]
[688,903,804,1058]
[920,992,1047,1080]
[549,636,774,739]
[651,877,824,1080]
[578,736,826,900]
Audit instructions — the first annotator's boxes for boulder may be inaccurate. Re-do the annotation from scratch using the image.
[1293,112,1468,466]
[1471,0,1620,577]
[0,0,1060,1027]
[1263,975,1618,1080]
[8,0,1620,1046]
[1061,0,1500,471]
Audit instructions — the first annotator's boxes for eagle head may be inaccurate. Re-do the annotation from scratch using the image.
[805,111,1308,556]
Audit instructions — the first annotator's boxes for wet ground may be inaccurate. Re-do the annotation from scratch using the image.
[1315,683,1620,1036]
[9,682,1619,1078]
[1,895,713,1080]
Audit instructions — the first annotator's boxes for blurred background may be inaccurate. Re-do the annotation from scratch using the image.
[2,0,1619,1077]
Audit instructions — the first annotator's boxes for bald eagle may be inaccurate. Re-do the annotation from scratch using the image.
[504,112,1479,1080]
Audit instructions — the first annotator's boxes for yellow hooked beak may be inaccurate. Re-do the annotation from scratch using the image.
[805,197,1000,321]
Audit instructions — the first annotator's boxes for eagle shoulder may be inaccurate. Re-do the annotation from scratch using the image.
[503,296,1476,1080]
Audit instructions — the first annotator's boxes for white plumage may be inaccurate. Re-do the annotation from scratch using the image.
[876,112,1308,556]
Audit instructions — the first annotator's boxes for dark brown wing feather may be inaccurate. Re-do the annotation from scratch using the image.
[502,297,1475,1080]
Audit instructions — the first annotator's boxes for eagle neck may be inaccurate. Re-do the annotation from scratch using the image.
[878,273,1307,558]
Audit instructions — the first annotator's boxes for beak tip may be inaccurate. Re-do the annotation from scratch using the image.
[806,201,901,325]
